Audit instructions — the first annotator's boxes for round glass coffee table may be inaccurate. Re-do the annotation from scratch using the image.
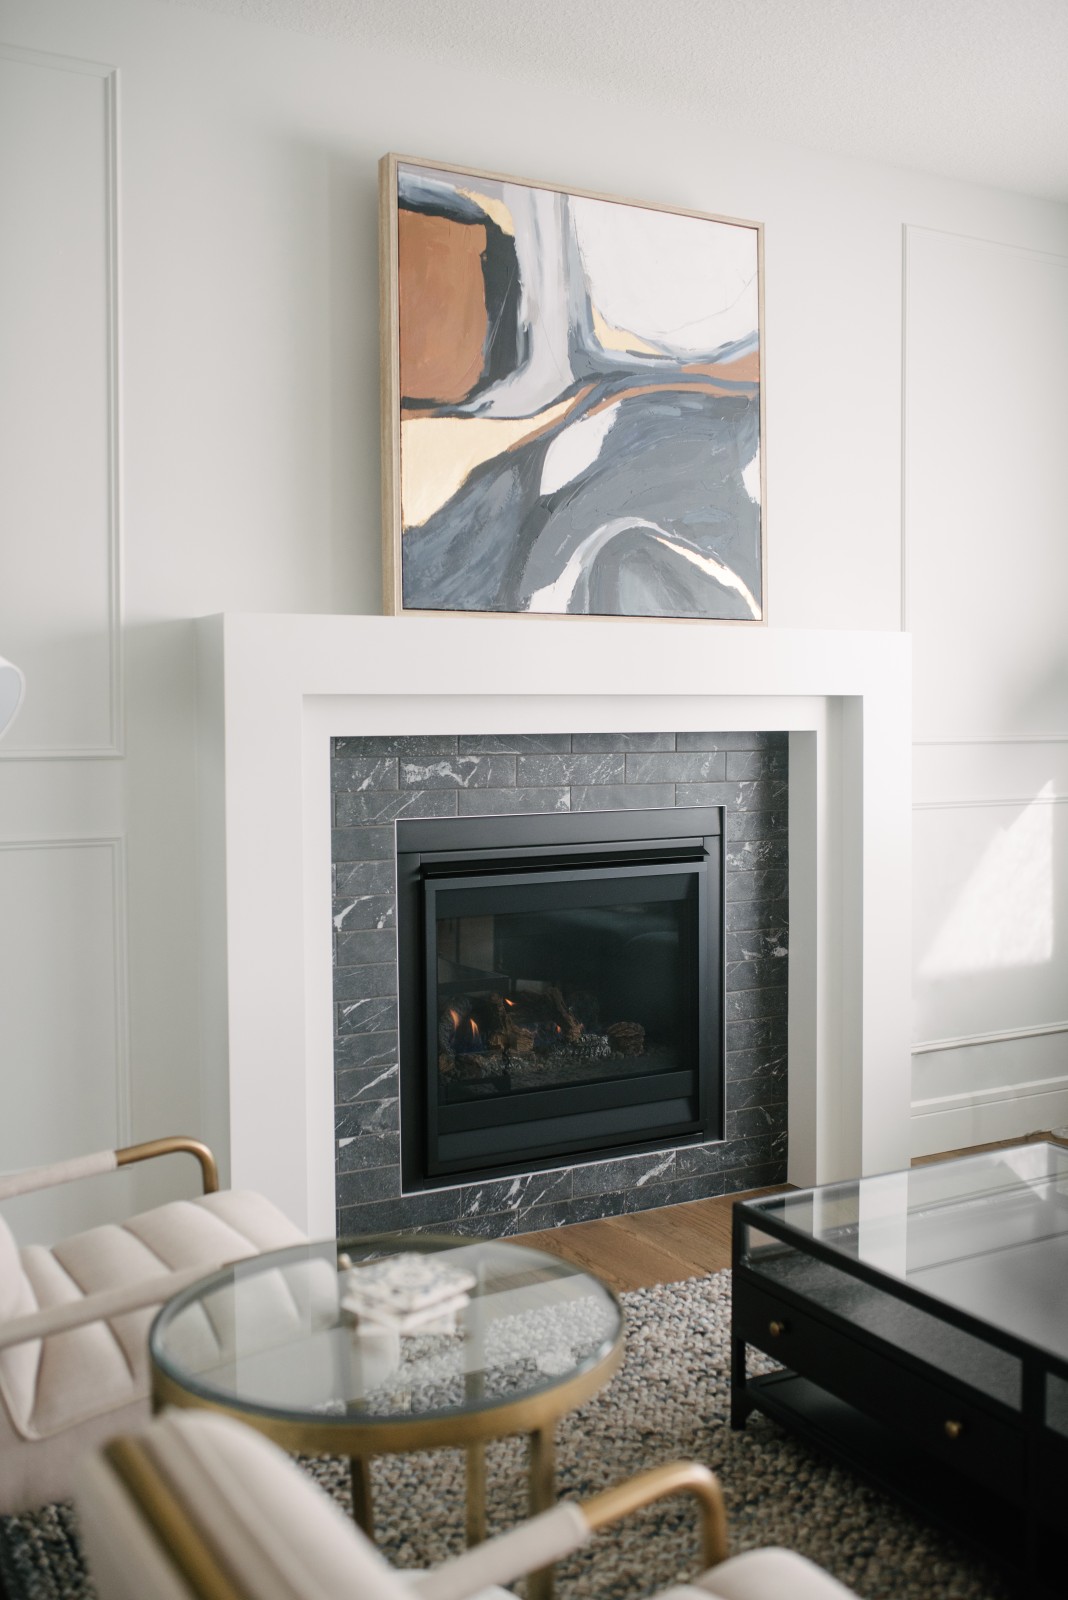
[149,1235,623,1597]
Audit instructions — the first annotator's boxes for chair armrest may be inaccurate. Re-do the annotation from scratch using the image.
[406,1502,590,1600]
[0,1136,218,1202]
[0,1264,221,1352]
[407,1462,727,1600]
[116,1137,219,1194]
[582,1462,728,1569]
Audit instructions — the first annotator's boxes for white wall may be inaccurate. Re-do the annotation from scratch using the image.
[0,0,1065,1235]
[906,227,1068,1150]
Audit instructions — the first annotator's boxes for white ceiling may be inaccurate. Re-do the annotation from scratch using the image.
[164,0,1068,202]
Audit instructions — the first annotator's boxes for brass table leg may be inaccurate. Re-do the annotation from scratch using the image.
[464,1270,487,1547]
[466,1442,487,1546]
[527,1425,556,1600]
[350,1456,374,1537]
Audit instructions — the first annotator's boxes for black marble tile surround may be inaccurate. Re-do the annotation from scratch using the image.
[331,731,788,1239]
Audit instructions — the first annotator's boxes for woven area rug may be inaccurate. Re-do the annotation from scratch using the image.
[0,1270,1010,1600]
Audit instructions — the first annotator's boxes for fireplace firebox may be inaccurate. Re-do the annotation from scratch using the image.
[397,808,724,1188]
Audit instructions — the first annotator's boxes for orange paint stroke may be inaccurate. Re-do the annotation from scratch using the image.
[399,211,488,405]
[685,349,760,385]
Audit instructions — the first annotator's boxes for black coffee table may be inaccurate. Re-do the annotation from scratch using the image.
[731,1141,1068,1596]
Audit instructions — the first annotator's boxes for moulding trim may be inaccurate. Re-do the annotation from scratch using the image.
[0,51,124,762]
[913,794,1067,811]
[0,835,130,1142]
[912,1019,1068,1057]
[913,735,1068,747]
[912,1072,1068,1113]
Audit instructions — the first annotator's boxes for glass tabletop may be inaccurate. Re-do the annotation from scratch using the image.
[149,1235,622,1430]
[740,1140,1068,1360]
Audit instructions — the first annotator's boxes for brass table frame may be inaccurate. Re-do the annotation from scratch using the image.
[150,1245,624,1600]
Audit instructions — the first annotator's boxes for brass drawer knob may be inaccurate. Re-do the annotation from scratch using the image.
[944,1419,965,1441]
[768,1319,787,1338]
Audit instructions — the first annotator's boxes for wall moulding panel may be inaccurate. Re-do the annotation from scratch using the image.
[912,792,1068,1053]
[914,735,1068,744]
[197,614,911,1236]
[914,1020,1068,1056]
[913,739,1068,808]
[0,835,131,1242]
[903,226,1068,741]
[906,226,1068,1136]
[912,1022,1068,1131]
[0,46,123,760]
[915,798,1068,810]
[912,1055,1068,1159]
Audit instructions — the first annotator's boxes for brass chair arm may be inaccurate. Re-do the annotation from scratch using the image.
[412,1461,729,1600]
[103,1435,249,1600]
[0,1137,219,1203]
[581,1460,729,1569]
[116,1137,219,1194]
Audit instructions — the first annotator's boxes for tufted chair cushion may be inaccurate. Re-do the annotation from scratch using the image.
[78,1408,419,1600]
[0,1190,305,1513]
[0,1216,38,1441]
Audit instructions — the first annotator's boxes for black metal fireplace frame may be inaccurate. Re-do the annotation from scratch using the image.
[396,807,725,1191]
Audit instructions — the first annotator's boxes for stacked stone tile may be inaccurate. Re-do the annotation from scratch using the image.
[332,731,788,1238]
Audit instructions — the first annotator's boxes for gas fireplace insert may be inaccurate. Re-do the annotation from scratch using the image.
[396,807,724,1188]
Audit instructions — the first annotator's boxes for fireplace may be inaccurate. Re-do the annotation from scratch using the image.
[328,726,789,1235]
[397,808,724,1186]
[198,614,915,1239]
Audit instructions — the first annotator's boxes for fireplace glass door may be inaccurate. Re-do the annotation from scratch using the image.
[397,809,723,1185]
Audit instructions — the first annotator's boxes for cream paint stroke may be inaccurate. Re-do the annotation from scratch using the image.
[539,405,618,496]
[402,399,574,528]
[591,304,662,357]
[527,516,760,617]
[455,186,515,235]
[654,536,761,616]
[743,447,761,505]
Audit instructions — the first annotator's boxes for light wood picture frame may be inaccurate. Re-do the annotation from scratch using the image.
[380,154,766,623]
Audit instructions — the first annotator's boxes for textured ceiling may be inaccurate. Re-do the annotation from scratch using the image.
[163,0,1068,201]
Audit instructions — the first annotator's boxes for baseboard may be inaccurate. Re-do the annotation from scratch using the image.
[910,1078,1068,1157]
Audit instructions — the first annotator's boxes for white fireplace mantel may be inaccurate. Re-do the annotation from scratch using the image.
[197,613,912,1236]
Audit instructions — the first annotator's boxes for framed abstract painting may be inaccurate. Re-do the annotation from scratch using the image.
[380,154,765,622]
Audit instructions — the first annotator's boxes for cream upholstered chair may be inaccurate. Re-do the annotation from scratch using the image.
[74,1407,861,1600]
[0,1137,306,1514]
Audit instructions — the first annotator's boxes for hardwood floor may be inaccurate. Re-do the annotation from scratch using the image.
[911,1127,1064,1165]
[518,1130,1066,1294]
[518,1185,784,1293]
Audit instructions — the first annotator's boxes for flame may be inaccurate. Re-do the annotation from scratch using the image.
[504,997,515,1008]
[449,1010,482,1053]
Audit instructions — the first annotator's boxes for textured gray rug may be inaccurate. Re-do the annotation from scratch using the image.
[0,1271,1009,1600]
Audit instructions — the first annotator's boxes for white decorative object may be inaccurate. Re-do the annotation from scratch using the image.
[0,655,25,740]
[340,1253,476,1335]
[535,1347,576,1377]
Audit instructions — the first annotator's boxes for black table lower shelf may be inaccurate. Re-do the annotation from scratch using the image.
[746,1371,1023,1563]
[739,1369,1068,1599]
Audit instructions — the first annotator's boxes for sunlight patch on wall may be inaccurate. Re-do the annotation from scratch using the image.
[919,784,1054,977]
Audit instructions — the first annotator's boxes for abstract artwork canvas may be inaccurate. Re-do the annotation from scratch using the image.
[380,154,765,622]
